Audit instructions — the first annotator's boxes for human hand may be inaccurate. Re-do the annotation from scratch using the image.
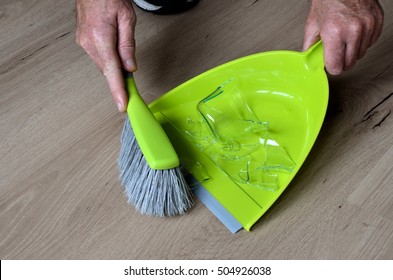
[303,0,384,75]
[76,0,137,112]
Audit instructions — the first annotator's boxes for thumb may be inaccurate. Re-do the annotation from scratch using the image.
[118,12,137,72]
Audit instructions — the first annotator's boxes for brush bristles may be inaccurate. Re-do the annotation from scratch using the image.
[118,116,194,217]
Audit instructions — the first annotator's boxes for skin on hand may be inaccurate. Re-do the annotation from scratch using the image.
[303,0,384,75]
[76,0,137,112]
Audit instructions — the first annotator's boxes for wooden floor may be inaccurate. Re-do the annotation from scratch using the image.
[1,0,392,259]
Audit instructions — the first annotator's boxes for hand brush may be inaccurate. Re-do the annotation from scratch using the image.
[118,72,194,216]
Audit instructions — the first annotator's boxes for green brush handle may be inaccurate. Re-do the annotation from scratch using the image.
[124,73,179,170]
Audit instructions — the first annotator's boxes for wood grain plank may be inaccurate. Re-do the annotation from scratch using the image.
[348,145,393,222]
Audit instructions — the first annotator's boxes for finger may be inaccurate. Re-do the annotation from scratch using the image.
[303,28,321,52]
[117,8,137,72]
[94,28,128,112]
[357,36,369,60]
[370,7,384,46]
[303,14,320,51]
[103,61,128,112]
[357,14,376,59]
[79,40,103,70]
[322,35,345,75]
[342,21,363,70]
[358,29,373,59]
[344,41,360,71]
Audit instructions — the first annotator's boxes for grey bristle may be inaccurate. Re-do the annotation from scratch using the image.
[118,115,194,217]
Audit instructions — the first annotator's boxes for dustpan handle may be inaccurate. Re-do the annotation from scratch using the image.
[304,40,324,70]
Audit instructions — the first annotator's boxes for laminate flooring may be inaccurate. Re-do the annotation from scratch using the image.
[1,0,393,259]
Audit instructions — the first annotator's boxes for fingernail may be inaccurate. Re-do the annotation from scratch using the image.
[126,59,137,71]
[328,69,342,76]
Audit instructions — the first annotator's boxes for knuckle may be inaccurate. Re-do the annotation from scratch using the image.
[102,63,119,77]
[75,27,98,51]
[76,34,89,49]
[304,20,319,36]
[91,27,106,44]
[377,9,384,26]
[75,35,82,46]
[128,10,137,25]
[119,38,136,49]
[348,19,363,34]
[323,21,343,37]
[379,8,384,20]
[362,14,375,31]
[102,65,113,77]
[75,29,83,45]
[119,5,137,26]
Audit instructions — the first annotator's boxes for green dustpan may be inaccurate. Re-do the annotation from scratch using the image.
[149,41,328,231]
